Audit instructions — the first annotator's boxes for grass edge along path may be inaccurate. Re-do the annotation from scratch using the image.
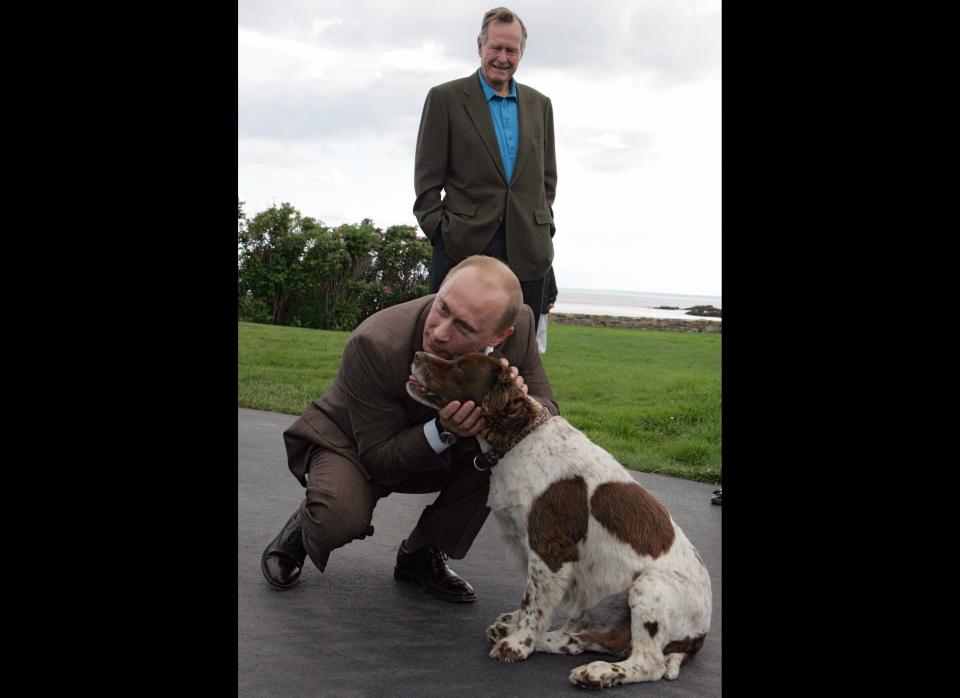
[238,321,721,484]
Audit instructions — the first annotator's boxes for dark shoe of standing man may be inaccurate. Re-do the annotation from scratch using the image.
[261,510,308,589]
[394,541,478,603]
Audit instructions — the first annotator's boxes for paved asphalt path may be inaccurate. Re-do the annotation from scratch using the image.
[239,408,721,696]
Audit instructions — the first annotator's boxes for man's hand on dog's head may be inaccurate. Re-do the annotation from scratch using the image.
[498,357,528,395]
[438,399,485,437]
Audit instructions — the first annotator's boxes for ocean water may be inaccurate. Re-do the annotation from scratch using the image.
[551,288,722,322]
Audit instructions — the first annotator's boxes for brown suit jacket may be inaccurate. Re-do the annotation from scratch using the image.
[413,72,557,282]
[283,294,559,488]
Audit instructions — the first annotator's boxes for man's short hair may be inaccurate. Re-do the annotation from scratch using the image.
[479,7,527,53]
[440,255,523,331]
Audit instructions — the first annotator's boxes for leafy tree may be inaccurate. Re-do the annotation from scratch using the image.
[238,203,316,325]
[378,224,431,298]
[294,220,373,330]
[238,202,432,331]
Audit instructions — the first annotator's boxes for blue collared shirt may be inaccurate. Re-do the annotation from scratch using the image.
[477,68,519,183]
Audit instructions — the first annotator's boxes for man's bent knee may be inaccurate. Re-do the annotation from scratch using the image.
[298,491,376,572]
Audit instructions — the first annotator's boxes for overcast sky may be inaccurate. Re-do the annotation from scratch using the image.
[238,0,721,296]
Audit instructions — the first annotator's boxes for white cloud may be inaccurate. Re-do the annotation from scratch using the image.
[307,17,344,39]
[238,0,722,295]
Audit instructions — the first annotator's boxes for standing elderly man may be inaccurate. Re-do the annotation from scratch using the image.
[414,6,557,329]
[261,256,559,603]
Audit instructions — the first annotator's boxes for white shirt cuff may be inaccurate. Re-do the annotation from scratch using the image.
[423,417,451,453]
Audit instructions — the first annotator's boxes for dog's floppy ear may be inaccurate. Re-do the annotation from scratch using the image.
[480,368,535,442]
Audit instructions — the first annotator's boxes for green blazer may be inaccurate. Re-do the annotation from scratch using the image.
[413,73,557,282]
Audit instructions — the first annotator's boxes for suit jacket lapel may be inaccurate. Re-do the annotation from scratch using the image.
[462,74,508,184]
[511,85,535,185]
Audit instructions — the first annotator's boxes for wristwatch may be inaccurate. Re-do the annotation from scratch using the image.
[434,417,458,447]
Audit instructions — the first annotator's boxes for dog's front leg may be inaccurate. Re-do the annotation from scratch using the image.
[489,552,573,663]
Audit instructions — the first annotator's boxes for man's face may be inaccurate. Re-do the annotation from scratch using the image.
[478,20,524,93]
[422,268,514,359]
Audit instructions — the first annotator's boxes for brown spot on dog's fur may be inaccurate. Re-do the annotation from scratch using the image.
[493,642,525,662]
[410,351,551,451]
[590,481,675,558]
[644,621,659,638]
[559,645,570,654]
[528,477,589,572]
[577,627,632,654]
[521,591,530,608]
[410,352,503,408]
[524,637,532,647]
[664,634,706,664]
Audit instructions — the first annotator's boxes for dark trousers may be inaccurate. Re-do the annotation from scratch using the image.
[430,223,546,328]
[297,444,492,572]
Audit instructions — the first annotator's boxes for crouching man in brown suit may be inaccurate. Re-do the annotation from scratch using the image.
[261,255,559,602]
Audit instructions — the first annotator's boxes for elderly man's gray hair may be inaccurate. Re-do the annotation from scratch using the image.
[478,7,527,52]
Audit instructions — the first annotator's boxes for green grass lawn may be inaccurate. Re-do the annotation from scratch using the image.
[238,321,721,484]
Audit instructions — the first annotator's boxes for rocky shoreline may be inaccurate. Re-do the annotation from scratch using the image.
[654,304,722,318]
[550,312,721,333]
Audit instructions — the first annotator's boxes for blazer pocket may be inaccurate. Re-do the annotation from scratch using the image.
[443,197,478,217]
[300,411,353,449]
[534,209,553,225]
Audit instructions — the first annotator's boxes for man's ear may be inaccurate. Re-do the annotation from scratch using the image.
[489,326,514,348]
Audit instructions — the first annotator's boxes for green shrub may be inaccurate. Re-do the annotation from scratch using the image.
[238,200,431,331]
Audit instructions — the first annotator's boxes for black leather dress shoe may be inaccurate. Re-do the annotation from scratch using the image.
[261,510,308,589]
[711,489,722,505]
[394,542,477,603]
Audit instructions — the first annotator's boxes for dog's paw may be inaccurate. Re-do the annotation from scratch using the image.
[489,634,534,663]
[486,621,514,643]
[569,661,629,689]
[663,653,682,680]
[486,610,519,642]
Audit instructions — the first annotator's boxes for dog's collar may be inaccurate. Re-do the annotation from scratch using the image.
[473,409,552,471]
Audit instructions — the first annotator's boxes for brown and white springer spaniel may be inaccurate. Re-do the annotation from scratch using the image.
[407,352,712,689]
